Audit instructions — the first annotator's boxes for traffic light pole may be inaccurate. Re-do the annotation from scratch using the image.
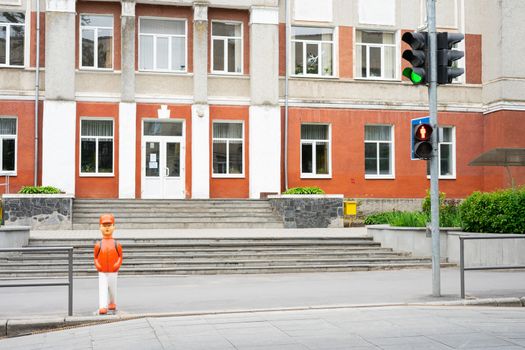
[427,0,441,297]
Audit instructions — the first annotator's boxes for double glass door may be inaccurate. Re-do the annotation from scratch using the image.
[142,120,185,199]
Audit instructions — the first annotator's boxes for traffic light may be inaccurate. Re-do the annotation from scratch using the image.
[402,31,428,85]
[437,32,465,84]
[413,123,433,159]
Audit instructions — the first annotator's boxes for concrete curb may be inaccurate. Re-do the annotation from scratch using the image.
[2,297,524,338]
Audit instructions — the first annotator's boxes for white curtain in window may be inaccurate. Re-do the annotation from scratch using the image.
[301,125,328,140]
[81,120,113,137]
[140,19,185,35]
[213,123,242,139]
[0,118,16,135]
[140,35,153,70]
[365,125,390,141]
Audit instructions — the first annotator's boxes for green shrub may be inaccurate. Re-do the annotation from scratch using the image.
[422,190,462,228]
[460,187,525,233]
[18,186,62,194]
[283,187,325,195]
[364,211,427,227]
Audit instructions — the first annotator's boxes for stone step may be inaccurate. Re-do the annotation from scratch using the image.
[72,213,277,220]
[73,208,274,214]
[0,262,456,278]
[72,222,285,230]
[0,257,434,270]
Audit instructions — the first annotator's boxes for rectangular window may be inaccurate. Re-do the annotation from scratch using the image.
[365,125,394,178]
[80,15,113,69]
[356,30,396,80]
[291,26,334,77]
[80,119,114,175]
[0,118,16,173]
[139,18,186,72]
[212,122,244,176]
[427,126,456,178]
[212,21,242,74]
[301,124,331,177]
[0,12,25,67]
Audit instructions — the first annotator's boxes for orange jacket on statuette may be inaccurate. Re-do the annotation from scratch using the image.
[94,238,123,273]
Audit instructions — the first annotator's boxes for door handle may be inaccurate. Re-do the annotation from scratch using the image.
[166,167,170,177]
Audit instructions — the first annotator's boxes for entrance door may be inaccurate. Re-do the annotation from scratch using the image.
[142,120,185,199]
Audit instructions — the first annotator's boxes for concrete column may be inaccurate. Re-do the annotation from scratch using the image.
[119,0,137,198]
[42,0,76,193]
[191,2,210,198]
[121,0,135,102]
[249,7,280,199]
[45,0,75,100]
[119,103,136,198]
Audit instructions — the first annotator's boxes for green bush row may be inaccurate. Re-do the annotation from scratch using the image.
[460,187,525,234]
[18,186,63,194]
[365,187,524,233]
[283,187,325,195]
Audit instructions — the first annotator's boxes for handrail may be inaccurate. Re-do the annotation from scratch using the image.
[459,235,525,299]
[0,246,74,316]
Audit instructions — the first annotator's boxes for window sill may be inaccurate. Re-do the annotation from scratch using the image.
[365,175,395,180]
[354,77,400,82]
[210,71,244,76]
[0,172,16,176]
[78,67,115,72]
[291,74,337,80]
[212,174,245,179]
[426,175,456,180]
[300,174,332,179]
[137,69,189,75]
[79,173,115,178]
[0,65,25,69]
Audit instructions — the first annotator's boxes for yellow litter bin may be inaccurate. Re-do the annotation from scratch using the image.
[344,201,357,216]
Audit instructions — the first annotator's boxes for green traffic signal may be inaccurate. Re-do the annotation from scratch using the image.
[403,68,424,84]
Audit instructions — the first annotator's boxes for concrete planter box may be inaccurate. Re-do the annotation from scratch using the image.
[2,194,74,230]
[368,225,525,266]
[0,226,30,248]
[268,194,344,228]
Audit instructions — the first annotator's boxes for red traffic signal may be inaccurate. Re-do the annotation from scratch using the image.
[414,123,432,141]
[413,123,433,159]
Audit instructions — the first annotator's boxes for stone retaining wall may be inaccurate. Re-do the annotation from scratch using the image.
[269,195,344,228]
[2,194,73,230]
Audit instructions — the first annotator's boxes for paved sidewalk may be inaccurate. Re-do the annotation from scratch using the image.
[2,305,525,349]
[1,268,524,319]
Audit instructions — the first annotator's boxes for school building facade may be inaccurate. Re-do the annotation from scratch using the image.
[0,0,524,199]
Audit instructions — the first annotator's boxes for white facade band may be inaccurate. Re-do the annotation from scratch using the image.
[249,105,281,199]
[118,103,136,199]
[42,100,76,194]
[121,1,136,17]
[250,7,279,25]
[191,104,210,199]
[46,0,75,13]
[193,3,208,22]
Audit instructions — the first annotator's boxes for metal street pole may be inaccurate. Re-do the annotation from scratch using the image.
[427,0,441,297]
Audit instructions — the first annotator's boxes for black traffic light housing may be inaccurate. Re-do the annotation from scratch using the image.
[413,123,433,159]
[402,31,428,85]
[437,32,465,84]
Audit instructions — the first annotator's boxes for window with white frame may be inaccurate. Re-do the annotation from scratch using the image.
[301,124,331,177]
[80,14,113,69]
[139,18,186,72]
[427,127,455,178]
[212,21,242,74]
[212,122,244,176]
[0,118,16,173]
[365,125,394,177]
[356,30,396,79]
[80,119,114,175]
[291,26,334,77]
[0,12,25,67]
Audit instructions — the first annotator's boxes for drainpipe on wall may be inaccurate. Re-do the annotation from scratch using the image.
[284,0,290,191]
[34,0,40,187]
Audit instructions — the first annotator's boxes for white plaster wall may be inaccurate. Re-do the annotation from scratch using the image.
[118,102,136,198]
[41,100,76,194]
[191,104,210,199]
[293,0,333,22]
[249,105,280,199]
[358,0,395,26]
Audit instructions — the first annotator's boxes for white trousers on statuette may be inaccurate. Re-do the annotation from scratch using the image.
[98,272,118,309]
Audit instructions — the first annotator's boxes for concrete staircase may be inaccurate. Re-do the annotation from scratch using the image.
[72,199,284,229]
[0,236,453,278]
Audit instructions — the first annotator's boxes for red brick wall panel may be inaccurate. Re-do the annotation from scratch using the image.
[339,26,353,79]
[465,34,482,84]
